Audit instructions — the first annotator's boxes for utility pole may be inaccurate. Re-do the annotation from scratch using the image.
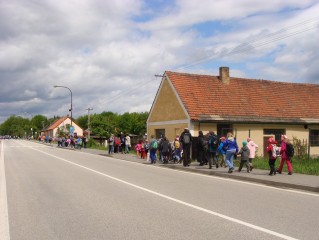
[85,108,93,139]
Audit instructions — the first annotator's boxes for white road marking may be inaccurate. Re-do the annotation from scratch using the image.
[22,142,299,240]
[0,141,10,240]
[77,149,319,198]
[14,140,319,197]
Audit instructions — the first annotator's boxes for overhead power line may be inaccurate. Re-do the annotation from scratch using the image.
[176,17,319,71]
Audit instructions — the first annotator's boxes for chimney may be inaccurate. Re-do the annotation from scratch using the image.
[219,66,230,84]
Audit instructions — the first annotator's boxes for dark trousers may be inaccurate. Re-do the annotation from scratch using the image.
[197,149,205,165]
[269,159,276,174]
[183,145,191,166]
[239,160,250,172]
[208,152,217,168]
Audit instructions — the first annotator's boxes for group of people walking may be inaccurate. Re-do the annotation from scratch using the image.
[106,128,294,176]
[107,132,131,155]
[197,131,258,173]
[266,134,294,175]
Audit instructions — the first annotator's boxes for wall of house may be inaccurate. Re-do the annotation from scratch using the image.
[56,118,83,137]
[194,122,319,157]
[148,79,188,122]
[147,78,190,140]
[233,123,319,157]
[148,123,188,142]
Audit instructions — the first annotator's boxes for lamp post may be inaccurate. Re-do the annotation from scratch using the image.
[85,107,93,139]
[54,85,73,131]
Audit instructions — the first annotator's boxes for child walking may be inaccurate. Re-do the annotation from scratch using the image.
[237,141,250,173]
[266,137,278,176]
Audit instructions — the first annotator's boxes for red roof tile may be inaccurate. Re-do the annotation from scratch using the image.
[46,117,68,130]
[166,71,319,122]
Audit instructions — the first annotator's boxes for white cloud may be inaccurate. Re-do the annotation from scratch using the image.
[0,0,319,123]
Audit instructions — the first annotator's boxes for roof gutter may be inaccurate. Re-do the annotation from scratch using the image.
[196,115,319,124]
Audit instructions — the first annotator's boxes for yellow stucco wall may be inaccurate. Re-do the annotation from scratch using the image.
[148,78,187,122]
[148,124,188,142]
[233,124,319,157]
[193,123,319,157]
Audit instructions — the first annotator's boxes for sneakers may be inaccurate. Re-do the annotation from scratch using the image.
[228,167,234,173]
[288,172,293,175]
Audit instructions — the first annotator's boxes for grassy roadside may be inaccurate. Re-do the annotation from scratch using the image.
[249,156,319,176]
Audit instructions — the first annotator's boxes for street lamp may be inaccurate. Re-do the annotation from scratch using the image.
[85,107,93,139]
[53,85,73,129]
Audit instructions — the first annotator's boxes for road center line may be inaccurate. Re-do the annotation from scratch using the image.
[0,141,10,240]
[26,142,298,240]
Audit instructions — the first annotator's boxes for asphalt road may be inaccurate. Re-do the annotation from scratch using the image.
[1,140,319,240]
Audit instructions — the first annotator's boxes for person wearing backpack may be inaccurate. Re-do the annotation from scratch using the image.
[237,141,250,173]
[150,135,158,164]
[224,132,238,173]
[180,128,193,167]
[172,137,182,163]
[217,137,227,167]
[208,131,219,169]
[277,135,293,175]
[161,136,170,164]
[266,137,278,176]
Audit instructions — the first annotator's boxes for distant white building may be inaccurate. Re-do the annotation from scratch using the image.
[42,117,83,138]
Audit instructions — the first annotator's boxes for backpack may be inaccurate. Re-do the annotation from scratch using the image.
[174,140,180,149]
[209,135,218,149]
[151,140,158,149]
[286,143,294,158]
[183,133,191,144]
[271,144,280,159]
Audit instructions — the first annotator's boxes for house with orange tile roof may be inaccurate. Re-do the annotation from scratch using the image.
[42,116,83,138]
[147,67,319,157]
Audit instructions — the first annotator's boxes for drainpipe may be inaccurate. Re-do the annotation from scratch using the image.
[308,128,311,160]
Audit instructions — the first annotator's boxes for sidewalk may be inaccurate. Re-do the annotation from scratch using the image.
[39,142,319,193]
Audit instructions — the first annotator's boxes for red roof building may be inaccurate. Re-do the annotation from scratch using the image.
[147,67,319,157]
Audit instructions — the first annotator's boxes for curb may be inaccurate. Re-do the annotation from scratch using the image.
[34,141,319,194]
[156,164,319,193]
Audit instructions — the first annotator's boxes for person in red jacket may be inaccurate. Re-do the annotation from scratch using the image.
[266,137,278,176]
[277,135,293,175]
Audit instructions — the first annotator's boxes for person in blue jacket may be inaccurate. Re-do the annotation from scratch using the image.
[217,136,227,167]
[224,132,238,173]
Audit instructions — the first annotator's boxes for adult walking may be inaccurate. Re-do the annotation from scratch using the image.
[247,137,258,171]
[208,131,218,169]
[277,135,293,175]
[197,131,207,166]
[180,128,193,167]
[224,132,238,173]
[108,134,114,155]
[125,134,131,154]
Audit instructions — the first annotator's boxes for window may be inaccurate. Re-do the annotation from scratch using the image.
[263,129,286,143]
[217,124,233,138]
[155,129,165,139]
[310,130,319,146]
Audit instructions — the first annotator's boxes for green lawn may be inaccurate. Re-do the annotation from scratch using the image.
[250,156,319,176]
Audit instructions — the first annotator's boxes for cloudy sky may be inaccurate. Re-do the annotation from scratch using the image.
[1,0,318,123]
